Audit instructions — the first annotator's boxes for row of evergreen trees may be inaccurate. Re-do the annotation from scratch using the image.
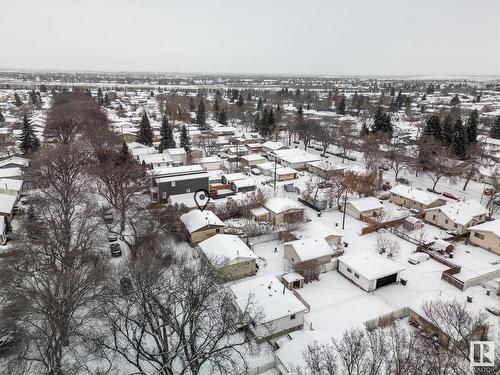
[423,109,478,160]
[136,111,192,152]
[360,107,393,136]
[19,115,40,154]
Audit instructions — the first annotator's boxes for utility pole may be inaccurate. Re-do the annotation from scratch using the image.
[273,151,277,193]
[342,188,348,229]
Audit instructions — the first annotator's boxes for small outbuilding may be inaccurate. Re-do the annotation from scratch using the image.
[344,197,383,219]
[338,254,404,292]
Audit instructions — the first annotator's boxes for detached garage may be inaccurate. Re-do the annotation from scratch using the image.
[338,254,404,292]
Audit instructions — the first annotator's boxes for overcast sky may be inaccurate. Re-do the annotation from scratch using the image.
[1,0,499,76]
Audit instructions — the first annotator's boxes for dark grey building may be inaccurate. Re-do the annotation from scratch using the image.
[154,172,209,203]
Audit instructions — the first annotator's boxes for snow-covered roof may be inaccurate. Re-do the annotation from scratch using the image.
[273,167,298,175]
[168,192,199,209]
[274,149,321,164]
[198,234,257,265]
[126,142,150,150]
[137,153,173,164]
[285,238,334,262]
[131,146,156,156]
[292,222,342,241]
[0,193,17,215]
[262,141,285,151]
[241,154,266,162]
[223,173,246,182]
[307,160,345,172]
[347,197,383,213]
[147,164,204,178]
[250,206,269,217]
[155,172,209,184]
[426,199,487,226]
[0,156,29,168]
[229,274,307,323]
[339,254,404,280]
[180,209,224,233]
[390,185,443,206]
[165,147,186,156]
[0,168,23,179]
[0,216,4,233]
[282,272,304,283]
[0,178,23,192]
[232,178,256,189]
[197,156,221,164]
[264,197,303,214]
[468,219,500,237]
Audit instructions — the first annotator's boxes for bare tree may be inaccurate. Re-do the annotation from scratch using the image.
[422,299,489,361]
[335,120,356,164]
[194,133,219,157]
[375,235,401,259]
[385,137,409,181]
[297,119,320,150]
[95,253,262,375]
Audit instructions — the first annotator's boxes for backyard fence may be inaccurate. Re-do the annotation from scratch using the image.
[364,307,410,331]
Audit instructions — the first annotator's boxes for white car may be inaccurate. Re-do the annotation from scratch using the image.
[250,168,261,175]
[408,252,430,265]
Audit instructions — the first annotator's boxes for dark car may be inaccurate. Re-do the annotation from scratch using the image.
[396,177,410,185]
[110,243,122,257]
[120,277,133,295]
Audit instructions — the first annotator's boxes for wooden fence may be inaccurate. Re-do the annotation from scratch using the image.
[416,244,465,290]
[364,307,410,331]
[360,215,409,236]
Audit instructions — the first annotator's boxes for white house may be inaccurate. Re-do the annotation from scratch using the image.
[241,154,267,168]
[0,193,17,221]
[229,274,308,341]
[389,185,447,211]
[197,156,221,171]
[273,149,321,170]
[262,141,287,153]
[0,178,23,199]
[137,153,173,168]
[306,160,345,179]
[338,254,404,292]
[0,216,6,245]
[467,219,500,255]
[284,238,335,272]
[424,199,487,234]
[345,197,383,219]
[164,148,187,166]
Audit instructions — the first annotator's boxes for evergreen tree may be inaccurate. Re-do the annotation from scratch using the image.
[404,96,412,113]
[180,124,191,152]
[390,87,395,97]
[452,118,467,160]
[266,109,275,136]
[490,115,500,140]
[336,95,346,115]
[197,100,207,129]
[237,94,244,107]
[396,90,403,109]
[14,92,22,107]
[189,97,196,112]
[360,123,369,136]
[104,93,110,106]
[388,99,398,112]
[160,116,176,150]
[97,88,104,105]
[423,115,442,141]
[450,94,460,107]
[371,107,393,135]
[217,109,228,125]
[0,109,4,123]
[465,109,478,144]
[441,114,454,145]
[253,112,261,133]
[40,84,47,93]
[19,115,40,154]
[259,108,269,136]
[121,141,131,160]
[257,97,263,111]
[136,111,153,146]
[421,94,427,101]
[297,105,303,117]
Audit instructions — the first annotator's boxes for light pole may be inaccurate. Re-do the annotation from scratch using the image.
[342,188,348,230]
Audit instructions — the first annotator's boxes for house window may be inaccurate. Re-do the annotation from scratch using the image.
[216,228,221,233]
[186,189,191,193]
[161,192,167,199]
[445,219,449,224]
[290,314,296,320]
[474,232,485,240]
[171,181,176,187]
[354,273,360,279]
[432,215,436,221]
[347,267,352,273]
[453,223,458,228]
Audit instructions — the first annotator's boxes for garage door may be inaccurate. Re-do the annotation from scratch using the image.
[375,273,397,289]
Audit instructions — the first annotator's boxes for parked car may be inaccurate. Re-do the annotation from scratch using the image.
[0,331,15,351]
[107,233,118,242]
[250,168,261,175]
[110,243,122,257]
[104,212,113,224]
[408,252,430,265]
[442,192,458,200]
[396,177,410,185]
[120,277,133,295]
